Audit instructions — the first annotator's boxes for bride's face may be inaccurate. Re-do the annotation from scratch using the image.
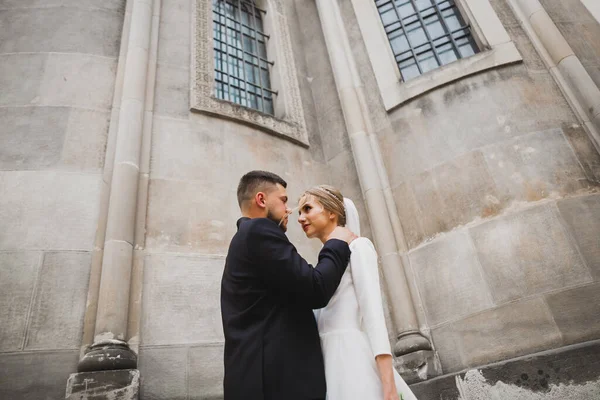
[297,196,337,239]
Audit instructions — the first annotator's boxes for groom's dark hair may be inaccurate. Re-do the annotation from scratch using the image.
[237,170,287,208]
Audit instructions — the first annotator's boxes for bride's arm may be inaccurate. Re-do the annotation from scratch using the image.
[351,238,399,400]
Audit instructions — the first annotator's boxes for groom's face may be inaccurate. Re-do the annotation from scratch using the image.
[265,183,290,232]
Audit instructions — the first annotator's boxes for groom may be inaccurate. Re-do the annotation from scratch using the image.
[221,170,356,400]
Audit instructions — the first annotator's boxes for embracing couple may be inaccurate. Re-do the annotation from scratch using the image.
[221,171,417,400]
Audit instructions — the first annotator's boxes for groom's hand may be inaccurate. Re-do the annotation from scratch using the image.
[327,226,358,244]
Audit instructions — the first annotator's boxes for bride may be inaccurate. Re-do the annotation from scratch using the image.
[297,185,418,400]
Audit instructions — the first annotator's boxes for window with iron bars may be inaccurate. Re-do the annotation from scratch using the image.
[376,0,479,81]
[212,0,276,115]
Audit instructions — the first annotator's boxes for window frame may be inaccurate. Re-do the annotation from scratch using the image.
[352,0,523,111]
[191,0,309,146]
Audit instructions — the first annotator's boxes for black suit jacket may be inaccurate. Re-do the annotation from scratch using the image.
[221,217,351,400]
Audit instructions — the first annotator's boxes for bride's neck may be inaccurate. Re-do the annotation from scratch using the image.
[317,223,337,244]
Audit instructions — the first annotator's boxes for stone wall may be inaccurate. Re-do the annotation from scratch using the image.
[338,0,600,374]
[0,1,125,399]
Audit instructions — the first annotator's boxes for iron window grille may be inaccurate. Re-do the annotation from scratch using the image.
[212,0,276,115]
[376,0,479,81]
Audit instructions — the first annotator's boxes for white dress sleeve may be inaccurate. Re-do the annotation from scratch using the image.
[350,237,393,358]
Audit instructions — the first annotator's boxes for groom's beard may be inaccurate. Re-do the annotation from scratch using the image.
[267,209,287,232]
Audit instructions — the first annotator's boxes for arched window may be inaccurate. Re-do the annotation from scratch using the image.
[376,0,479,81]
[212,0,276,115]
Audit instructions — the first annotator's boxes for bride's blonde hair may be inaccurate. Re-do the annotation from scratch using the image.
[299,185,346,227]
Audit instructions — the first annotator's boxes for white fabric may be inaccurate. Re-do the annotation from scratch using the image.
[343,197,361,237]
[316,200,418,400]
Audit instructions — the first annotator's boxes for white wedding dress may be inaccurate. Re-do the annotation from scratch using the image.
[315,199,418,400]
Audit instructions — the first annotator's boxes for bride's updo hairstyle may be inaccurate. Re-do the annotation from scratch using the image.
[299,185,347,227]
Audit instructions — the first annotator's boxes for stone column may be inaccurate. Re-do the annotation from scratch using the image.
[77,0,154,374]
[314,0,434,371]
[508,0,600,151]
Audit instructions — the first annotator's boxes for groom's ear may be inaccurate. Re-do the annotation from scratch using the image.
[255,192,267,209]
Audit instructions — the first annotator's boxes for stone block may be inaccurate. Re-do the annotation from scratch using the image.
[408,169,449,240]
[158,0,190,67]
[546,282,600,345]
[38,53,117,110]
[431,297,562,373]
[138,347,187,400]
[0,1,124,11]
[557,193,600,279]
[25,251,91,350]
[145,178,237,253]
[482,129,590,203]
[470,203,591,304]
[0,106,108,172]
[0,171,101,251]
[0,7,123,57]
[66,369,139,400]
[0,106,69,170]
[0,53,46,107]
[150,115,226,182]
[433,150,502,228]
[318,105,350,163]
[61,108,110,172]
[0,350,78,400]
[141,254,224,345]
[0,251,41,351]
[154,64,190,119]
[561,123,600,181]
[188,344,225,400]
[409,230,493,327]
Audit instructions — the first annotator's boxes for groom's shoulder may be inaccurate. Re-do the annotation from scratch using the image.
[238,217,282,237]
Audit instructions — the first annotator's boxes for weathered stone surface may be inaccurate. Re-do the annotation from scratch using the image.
[38,53,117,110]
[154,64,190,119]
[470,203,592,304]
[141,254,224,345]
[431,298,562,373]
[0,7,123,57]
[66,369,139,400]
[188,344,225,400]
[0,251,41,351]
[0,106,108,172]
[0,53,46,107]
[25,251,91,350]
[138,347,187,400]
[0,1,125,11]
[561,123,600,181]
[557,193,600,279]
[0,350,78,400]
[392,182,423,249]
[158,0,190,67]
[145,178,237,253]
[385,66,577,180]
[150,115,226,182]
[482,129,591,203]
[318,105,350,163]
[412,340,600,400]
[0,171,101,251]
[0,106,69,170]
[428,150,501,230]
[409,230,493,327]
[546,282,600,345]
